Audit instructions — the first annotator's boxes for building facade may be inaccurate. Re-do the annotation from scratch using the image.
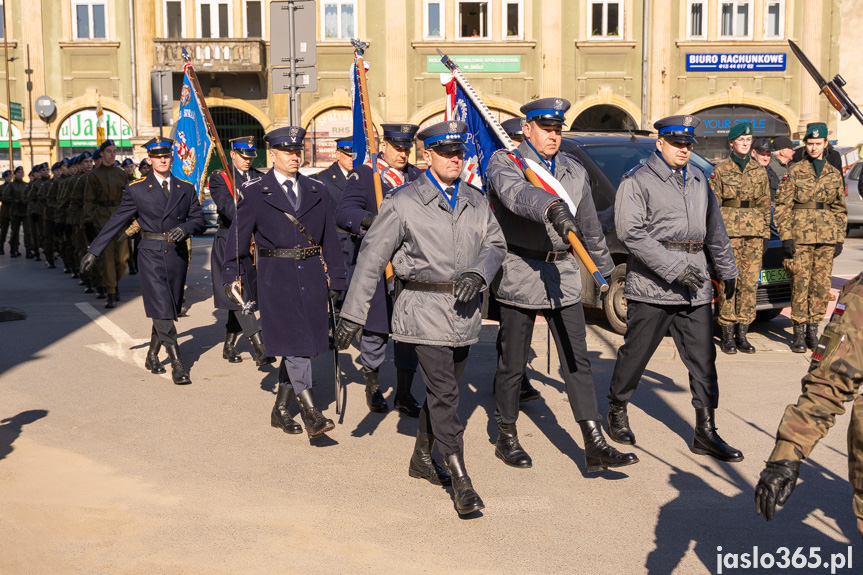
[0,0,850,172]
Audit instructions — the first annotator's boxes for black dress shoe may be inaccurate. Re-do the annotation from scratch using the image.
[408,431,451,485]
[519,376,541,402]
[271,384,303,434]
[691,407,744,462]
[494,422,532,468]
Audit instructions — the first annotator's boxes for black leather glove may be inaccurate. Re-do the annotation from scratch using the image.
[546,201,577,242]
[84,222,97,243]
[168,226,188,242]
[834,242,843,258]
[675,265,706,292]
[454,271,484,303]
[782,239,796,258]
[723,278,736,301]
[224,283,243,306]
[360,213,376,231]
[334,317,362,350]
[328,289,342,301]
[80,252,97,274]
[755,460,801,521]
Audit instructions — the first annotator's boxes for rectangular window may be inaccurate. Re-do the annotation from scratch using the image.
[687,0,706,39]
[764,0,784,38]
[197,0,231,38]
[424,0,444,39]
[589,1,622,39]
[322,1,357,40]
[457,1,490,39]
[72,1,107,40]
[503,0,523,40]
[245,0,262,38]
[165,1,184,38]
[0,2,4,40]
[719,1,752,39]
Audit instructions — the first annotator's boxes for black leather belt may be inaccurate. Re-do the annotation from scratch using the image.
[793,201,826,210]
[97,200,118,207]
[403,280,456,294]
[142,231,172,241]
[257,246,322,259]
[508,243,570,263]
[662,241,704,253]
[722,200,752,208]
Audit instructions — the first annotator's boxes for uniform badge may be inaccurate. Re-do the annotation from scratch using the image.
[554,99,564,110]
[813,129,820,137]
[833,302,846,318]
[289,127,299,138]
[684,116,693,127]
[448,121,458,133]
[401,125,412,133]
[745,126,751,135]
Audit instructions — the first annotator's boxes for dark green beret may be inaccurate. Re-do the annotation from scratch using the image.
[728,122,753,140]
[804,122,828,141]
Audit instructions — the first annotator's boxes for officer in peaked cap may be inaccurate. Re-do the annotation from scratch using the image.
[335,122,424,417]
[208,134,272,366]
[223,125,346,440]
[81,135,205,385]
[501,117,525,143]
[485,96,634,473]
[605,113,743,462]
[0,168,12,255]
[319,136,355,274]
[336,119,507,516]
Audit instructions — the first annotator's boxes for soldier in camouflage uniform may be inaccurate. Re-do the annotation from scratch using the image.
[68,151,99,293]
[755,272,863,538]
[710,122,771,355]
[38,161,64,268]
[25,166,48,260]
[7,166,28,258]
[774,122,847,353]
[55,157,80,276]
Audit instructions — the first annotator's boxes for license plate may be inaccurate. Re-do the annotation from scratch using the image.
[759,268,788,284]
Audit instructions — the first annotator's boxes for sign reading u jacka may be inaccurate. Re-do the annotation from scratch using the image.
[58,109,133,147]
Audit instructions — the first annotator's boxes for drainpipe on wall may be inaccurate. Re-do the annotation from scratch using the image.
[129,0,138,140]
[641,0,650,130]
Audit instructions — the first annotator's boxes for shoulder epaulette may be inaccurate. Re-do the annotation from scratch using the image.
[176,177,192,186]
[129,176,146,185]
[623,163,645,179]
[561,151,584,167]
[242,177,261,187]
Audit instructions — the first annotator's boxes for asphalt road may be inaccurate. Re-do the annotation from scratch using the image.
[1,231,862,575]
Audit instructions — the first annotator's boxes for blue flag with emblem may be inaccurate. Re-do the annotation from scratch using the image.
[171,69,213,196]
[443,75,503,190]
[350,61,369,169]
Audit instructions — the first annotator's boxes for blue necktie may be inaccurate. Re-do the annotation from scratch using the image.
[284,180,297,209]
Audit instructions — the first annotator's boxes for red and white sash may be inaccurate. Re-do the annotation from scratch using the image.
[365,156,406,189]
[506,152,578,216]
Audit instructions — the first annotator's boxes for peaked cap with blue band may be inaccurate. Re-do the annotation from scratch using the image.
[142,137,174,157]
[501,117,526,139]
[381,123,419,147]
[520,98,570,125]
[417,120,468,152]
[335,136,353,150]
[265,126,305,150]
[229,135,257,157]
[654,114,700,144]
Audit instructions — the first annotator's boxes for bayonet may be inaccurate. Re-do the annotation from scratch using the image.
[789,40,863,125]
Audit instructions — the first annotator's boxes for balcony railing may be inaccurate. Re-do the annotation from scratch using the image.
[154,39,266,73]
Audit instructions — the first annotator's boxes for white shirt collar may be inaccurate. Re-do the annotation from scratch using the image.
[339,165,349,177]
[154,172,171,188]
[273,169,298,188]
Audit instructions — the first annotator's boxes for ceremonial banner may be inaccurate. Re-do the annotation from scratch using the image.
[172,70,214,195]
[95,100,106,146]
[350,59,370,168]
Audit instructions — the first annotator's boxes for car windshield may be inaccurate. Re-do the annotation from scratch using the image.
[577,142,715,190]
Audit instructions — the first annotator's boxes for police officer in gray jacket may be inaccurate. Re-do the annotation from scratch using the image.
[486,97,637,473]
[336,121,506,517]
[606,115,743,462]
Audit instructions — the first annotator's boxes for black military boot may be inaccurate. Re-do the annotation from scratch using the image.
[144,333,166,374]
[805,323,819,351]
[247,331,276,366]
[445,453,484,516]
[606,400,636,445]
[790,324,807,353]
[115,289,121,302]
[579,420,639,472]
[691,407,744,462]
[96,287,106,299]
[104,293,116,309]
[363,369,388,413]
[222,331,242,363]
[83,280,93,293]
[735,324,756,354]
[296,388,335,438]
[47,258,56,269]
[393,369,421,417]
[719,324,737,354]
[271,384,302,434]
[408,431,452,485]
[494,422,532,468]
[520,375,541,402]
[163,343,192,385]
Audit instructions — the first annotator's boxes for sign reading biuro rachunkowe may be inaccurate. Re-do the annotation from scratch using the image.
[427,55,520,73]
[58,109,133,148]
[686,53,786,72]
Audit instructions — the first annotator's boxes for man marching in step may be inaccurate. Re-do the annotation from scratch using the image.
[81,137,205,385]
[709,122,771,355]
[223,127,346,440]
[208,136,274,367]
[606,115,743,462]
[335,121,506,516]
[335,123,423,417]
[485,97,637,473]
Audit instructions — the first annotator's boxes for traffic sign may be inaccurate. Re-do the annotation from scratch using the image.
[9,102,23,122]
[273,67,318,94]
[270,1,317,67]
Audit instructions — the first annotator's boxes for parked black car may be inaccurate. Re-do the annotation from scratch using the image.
[560,131,791,334]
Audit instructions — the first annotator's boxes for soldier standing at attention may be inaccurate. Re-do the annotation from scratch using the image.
[222,127,346,439]
[774,122,847,353]
[335,123,423,417]
[8,167,28,258]
[606,115,744,462]
[0,169,12,255]
[39,161,65,269]
[709,122,771,354]
[335,121,506,516]
[319,137,355,276]
[755,272,863,537]
[208,136,273,366]
[81,138,205,385]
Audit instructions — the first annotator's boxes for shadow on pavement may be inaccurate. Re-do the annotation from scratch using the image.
[0,409,48,462]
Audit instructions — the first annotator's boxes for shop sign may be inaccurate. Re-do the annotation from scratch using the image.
[427,55,520,73]
[686,53,786,72]
[0,117,22,148]
[695,107,786,137]
[58,109,133,147]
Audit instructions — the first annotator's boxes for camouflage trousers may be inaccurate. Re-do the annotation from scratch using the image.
[848,396,863,539]
[783,243,834,325]
[719,237,761,326]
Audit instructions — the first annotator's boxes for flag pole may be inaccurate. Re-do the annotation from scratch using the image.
[181,47,234,196]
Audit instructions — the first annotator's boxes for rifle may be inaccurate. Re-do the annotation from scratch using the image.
[436,49,608,294]
[788,40,863,126]
[351,38,396,294]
